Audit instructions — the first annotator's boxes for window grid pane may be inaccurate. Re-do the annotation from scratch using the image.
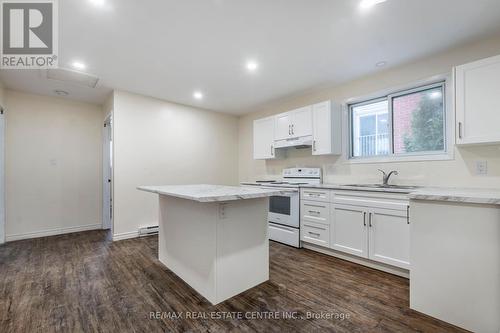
[349,82,446,159]
[392,86,445,155]
[351,99,389,158]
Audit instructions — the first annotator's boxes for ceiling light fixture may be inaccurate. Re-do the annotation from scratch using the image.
[72,61,86,70]
[375,61,387,67]
[360,0,387,9]
[246,60,259,72]
[193,91,203,100]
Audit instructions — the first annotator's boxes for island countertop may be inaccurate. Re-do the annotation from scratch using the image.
[137,184,295,202]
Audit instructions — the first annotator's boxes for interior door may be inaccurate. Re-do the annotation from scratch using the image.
[0,109,4,244]
[102,117,113,230]
[291,106,312,138]
[275,112,292,140]
[331,204,368,258]
[368,208,410,269]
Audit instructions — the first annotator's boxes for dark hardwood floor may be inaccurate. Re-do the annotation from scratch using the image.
[0,230,467,333]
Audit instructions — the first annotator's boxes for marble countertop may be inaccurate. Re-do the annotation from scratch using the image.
[303,183,416,194]
[137,184,295,203]
[407,188,500,205]
[242,181,500,205]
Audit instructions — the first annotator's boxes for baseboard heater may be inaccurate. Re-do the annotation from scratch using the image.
[138,226,159,236]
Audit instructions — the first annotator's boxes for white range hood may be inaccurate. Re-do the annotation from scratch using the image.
[274,135,313,149]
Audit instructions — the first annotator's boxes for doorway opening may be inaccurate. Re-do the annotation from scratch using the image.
[0,106,4,244]
[102,115,113,232]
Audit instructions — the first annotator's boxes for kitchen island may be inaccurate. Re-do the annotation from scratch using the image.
[137,184,293,305]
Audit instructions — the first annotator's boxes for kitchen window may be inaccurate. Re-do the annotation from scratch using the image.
[349,82,446,160]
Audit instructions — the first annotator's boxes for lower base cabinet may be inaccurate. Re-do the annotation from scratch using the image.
[330,204,368,257]
[368,208,410,269]
[301,189,410,270]
[331,203,410,270]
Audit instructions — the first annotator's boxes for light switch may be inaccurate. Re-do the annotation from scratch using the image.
[475,160,488,175]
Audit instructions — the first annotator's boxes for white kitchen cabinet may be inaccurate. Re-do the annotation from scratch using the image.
[368,208,410,269]
[312,101,342,155]
[291,106,313,138]
[455,54,500,145]
[274,112,292,141]
[330,204,368,258]
[302,221,330,247]
[274,106,312,140]
[253,116,277,159]
[301,200,330,225]
[301,188,330,202]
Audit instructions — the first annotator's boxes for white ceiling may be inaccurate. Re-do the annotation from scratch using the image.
[1,0,500,114]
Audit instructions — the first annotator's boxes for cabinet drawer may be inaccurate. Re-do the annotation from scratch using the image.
[301,189,330,202]
[302,221,330,247]
[301,200,330,224]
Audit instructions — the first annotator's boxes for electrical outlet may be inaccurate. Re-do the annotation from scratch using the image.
[475,160,488,175]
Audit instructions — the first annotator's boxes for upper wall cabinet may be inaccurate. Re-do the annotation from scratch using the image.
[275,106,313,141]
[455,54,500,145]
[312,101,342,155]
[253,116,276,159]
[253,100,342,160]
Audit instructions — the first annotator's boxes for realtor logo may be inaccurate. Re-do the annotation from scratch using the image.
[1,0,58,68]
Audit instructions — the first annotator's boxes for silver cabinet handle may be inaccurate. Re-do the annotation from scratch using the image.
[288,124,291,135]
[458,122,463,139]
[292,124,294,135]
[308,231,321,237]
[363,212,366,227]
[270,144,274,156]
[407,206,410,225]
[369,212,373,227]
[312,140,316,151]
[308,210,321,215]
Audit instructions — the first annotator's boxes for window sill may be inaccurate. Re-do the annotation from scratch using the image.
[345,152,454,164]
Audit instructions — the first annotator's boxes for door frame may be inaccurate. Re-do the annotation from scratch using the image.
[0,107,4,244]
[102,114,113,231]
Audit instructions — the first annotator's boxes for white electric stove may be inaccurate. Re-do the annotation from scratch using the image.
[242,168,322,248]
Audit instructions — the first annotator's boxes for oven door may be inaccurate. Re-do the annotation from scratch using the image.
[268,191,299,228]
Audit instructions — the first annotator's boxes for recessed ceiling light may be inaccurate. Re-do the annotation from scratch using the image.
[193,91,203,100]
[72,61,86,70]
[375,61,387,67]
[89,0,105,6]
[246,60,259,72]
[360,0,387,9]
[54,90,69,96]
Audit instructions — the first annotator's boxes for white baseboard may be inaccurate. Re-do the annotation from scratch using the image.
[302,242,409,278]
[6,223,102,242]
[112,230,139,241]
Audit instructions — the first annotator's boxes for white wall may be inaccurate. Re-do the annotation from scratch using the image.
[239,35,500,188]
[112,90,239,240]
[5,90,103,241]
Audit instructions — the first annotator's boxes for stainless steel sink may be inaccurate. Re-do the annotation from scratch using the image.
[343,184,419,190]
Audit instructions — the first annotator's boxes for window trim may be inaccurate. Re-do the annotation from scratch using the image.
[345,75,454,164]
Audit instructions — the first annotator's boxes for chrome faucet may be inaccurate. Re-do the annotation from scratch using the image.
[378,169,399,186]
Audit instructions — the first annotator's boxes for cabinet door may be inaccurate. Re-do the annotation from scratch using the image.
[311,101,341,156]
[368,208,410,269]
[290,106,312,138]
[274,112,292,140]
[253,117,275,159]
[331,204,368,258]
[455,54,500,145]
